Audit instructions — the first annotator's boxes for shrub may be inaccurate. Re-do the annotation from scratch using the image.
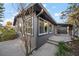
[0,28,17,42]
[56,41,72,56]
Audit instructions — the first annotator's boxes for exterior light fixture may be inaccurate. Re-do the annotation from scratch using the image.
[44,22,47,26]
[19,23,22,27]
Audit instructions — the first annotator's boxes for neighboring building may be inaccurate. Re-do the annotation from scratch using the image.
[13,3,73,54]
[56,23,73,35]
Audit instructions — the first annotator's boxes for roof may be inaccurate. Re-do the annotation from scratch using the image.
[57,23,73,27]
[13,3,56,26]
[38,3,56,24]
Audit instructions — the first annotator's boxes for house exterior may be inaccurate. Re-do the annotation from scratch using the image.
[13,3,56,53]
[13,3,72,54]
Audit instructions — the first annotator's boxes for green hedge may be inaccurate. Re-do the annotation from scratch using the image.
[0,28,17,42]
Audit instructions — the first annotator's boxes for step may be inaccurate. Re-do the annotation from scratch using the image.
[47,40,58,46]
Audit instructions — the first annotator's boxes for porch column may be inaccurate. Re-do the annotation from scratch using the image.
[54,26,57,35]
[67,26,69,35]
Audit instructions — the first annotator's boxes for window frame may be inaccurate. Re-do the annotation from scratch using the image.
[48,22,53,33]
[25,16,34,36]
[38,17,48,36]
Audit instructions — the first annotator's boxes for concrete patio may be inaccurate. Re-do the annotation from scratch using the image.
[49,34,72,42]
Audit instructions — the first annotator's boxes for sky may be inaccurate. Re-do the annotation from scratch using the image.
[3,3,68,26]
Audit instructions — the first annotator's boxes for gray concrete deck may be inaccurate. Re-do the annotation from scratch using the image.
[49,34,72,42]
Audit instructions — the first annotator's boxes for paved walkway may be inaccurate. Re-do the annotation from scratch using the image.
[0,39,25,56]
[31,34,71,56]
[31,43,58,56]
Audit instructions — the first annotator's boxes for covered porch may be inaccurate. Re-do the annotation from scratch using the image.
[56,23,73,35]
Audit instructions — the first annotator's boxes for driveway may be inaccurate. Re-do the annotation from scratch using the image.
[0,39,25,56]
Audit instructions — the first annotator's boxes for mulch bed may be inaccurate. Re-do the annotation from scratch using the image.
[67,40,79,56]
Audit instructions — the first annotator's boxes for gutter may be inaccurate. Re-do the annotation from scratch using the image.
[37,9,44,17]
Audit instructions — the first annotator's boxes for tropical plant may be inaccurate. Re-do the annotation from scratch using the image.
[56,41,72,56]
[61,3,79,38]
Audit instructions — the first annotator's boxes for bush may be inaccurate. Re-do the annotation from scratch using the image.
[0,28,17,42]
[56,41,72,56]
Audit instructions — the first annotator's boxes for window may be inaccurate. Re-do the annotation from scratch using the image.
[44,21,48,33]
[25,16,33,35]
[39,19,44,33]
[16,16,33,36]
[39,17,48,35]
[49,23,52,32]
[15,21,19,32]
[18,18,23,33]
[38,17,54,35]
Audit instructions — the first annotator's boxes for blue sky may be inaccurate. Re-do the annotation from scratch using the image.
[43,3,68,23]
[3,3,68,25]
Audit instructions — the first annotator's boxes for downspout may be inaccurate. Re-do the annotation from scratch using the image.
[37,9,44,16]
